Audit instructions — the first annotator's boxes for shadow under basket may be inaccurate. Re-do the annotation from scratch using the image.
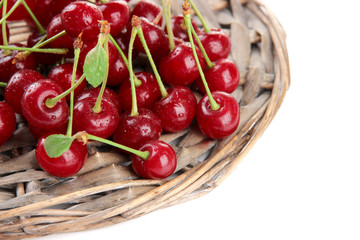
[0,0,290,238]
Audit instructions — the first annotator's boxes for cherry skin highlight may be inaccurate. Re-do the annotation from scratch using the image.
[0,102,16,146]
[36,137,88,177]
[197,91,240,139]
[132,140,177,179]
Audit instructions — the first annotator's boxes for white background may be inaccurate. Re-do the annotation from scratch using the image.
[37,0,360,239]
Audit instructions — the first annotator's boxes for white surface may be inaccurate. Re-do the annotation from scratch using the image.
[36,1,360,239]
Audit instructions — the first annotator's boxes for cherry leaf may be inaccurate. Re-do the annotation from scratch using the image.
[44,134,75,158]
[83,43,109,88]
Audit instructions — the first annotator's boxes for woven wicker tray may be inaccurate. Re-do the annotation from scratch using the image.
[0,0,290,238]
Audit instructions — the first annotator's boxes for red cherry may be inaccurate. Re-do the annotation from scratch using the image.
[25,0,53,29]
[97,0,130,36]
[4,69,44,114]
[46,14,75,51]
[166,15,199,42]
[0,44,37,83]
[61,1,103,41]
[0,102,16,146]
[48,63,87,103]
[50,0,75,17]
[73,97,119,139]
[131,1,163,26]
[158,42,205,86]
[0,23,9,45]
[197,91,240,139]
[196,58,240,94]
[197,29,231,62]
[118,71,161,111]
[21,79,69,130]
[36,137,88,177]
[1,0,36,21]
[132,140,176,179]
[113,108,162,150]
[153,86,197,133]
[75,87,122,113]
[29,122,67,139]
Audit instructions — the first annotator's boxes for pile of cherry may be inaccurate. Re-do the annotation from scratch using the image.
[0,0,240,180]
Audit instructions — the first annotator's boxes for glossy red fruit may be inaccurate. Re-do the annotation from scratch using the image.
[166,15,198,41]
[61,1,103,41]
[5,69,44,114]
[97,0,130,36]
[118,71,161,111]
[29,122,67,139]
[25,0,53,29]
[196,58,240,94]
[197,29,231,62]
[48,63,87,103]
[197,91,240,139]
[50,0,75,17]
[73,98,119,139]
[113,108,162,150]
[153,86,197,133]
[75,87,122,113]
[131,1,162,25]
[36,137,88,177]
[0,23,10,45]
[132,140,176,179]
[1,0,36,21]
[0,102,16,146]
[159,42,205,86]
[0,44,37,83]
[21,80,69,130]
[46,14,75,51]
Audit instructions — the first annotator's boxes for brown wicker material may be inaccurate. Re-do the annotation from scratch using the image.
[0,0,290,239]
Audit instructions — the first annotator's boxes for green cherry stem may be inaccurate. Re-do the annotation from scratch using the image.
[0,0,21,25]
[188,0,211,33]
[128,25,139,117]
[183,1,219,111]
[162,0,175,51]
[190,24,214,68]
[133,16,168,99]
[21,0,46,35]
[2,0,9,55]
[0,82,7,88]
[0,45,68,54]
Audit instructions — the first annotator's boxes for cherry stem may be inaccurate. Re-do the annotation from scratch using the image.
[1,0,9,55]
[108,35,142,87]
[0,82,6,88]
[21,0,46,35]
[183,3,220,111]
[188,0,211,33]
[162,0,175,52]
[152,8,163,25]
[0,45,68,54]
[133,16,168,98]
[98,0,107,3]
[0,0,21,25]
[128,25,139,117]
[190,24,214,68]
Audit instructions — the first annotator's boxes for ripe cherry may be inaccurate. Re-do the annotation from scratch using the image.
[166,15,199,41]
[21,79,69,131]
[132,140,176,179]
[1,0,36,21]
[97,0,130,37]
[46,14,75,51]
[131,1,163,26]
[197,29,231,62]
[153,86,197,133]
[4,69,44,114]
[113,108,162,150]
[61,1,103,41]
[25,0,53,29]
[50,0,75,17]
[118,71,161,111]
[158,42,205,86]
[0,102,16,146]
[196,58,240,94]
[197,91,240,139]
[73,97,119,139]
[36,137,88,177]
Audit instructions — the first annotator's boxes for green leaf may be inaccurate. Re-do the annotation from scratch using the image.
[83,43,109,88]
[44,134,75,158]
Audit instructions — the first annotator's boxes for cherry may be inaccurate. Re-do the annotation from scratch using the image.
[29,122,67,139]
[4,69,44,114]
[113,108,162,150]
[75,87,122,113]
[197,29,231,62]
[0,102,16,146]
[132,140,176,179]
[153,86,197,133]
[36,136,88,177]
[118,71,161,111]
[61,1,103,41]
[197,91,240,139]
[25,0,53,29]
[0,44,37,83]
[196,58,240,94]
[21,79,69,131]
[48,63,87,103]
[166,15,199,41]
[158,42,205,86]
[1,0,36,21]
[0,23,9,45]
[73,97,119,139]
[97,0,130,37]
[46,14,75,51]
[50,0,75,17]
[131,1,163,26]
